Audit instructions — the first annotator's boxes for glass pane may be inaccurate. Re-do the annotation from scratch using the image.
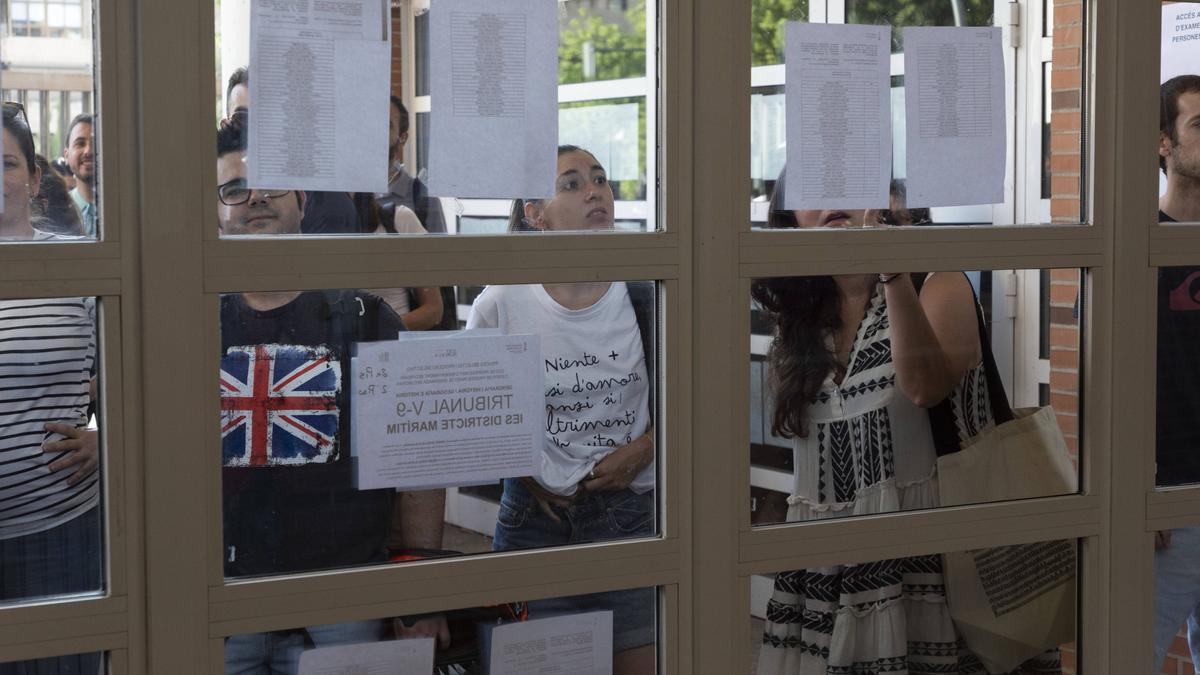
[1161,2,1200,224]
[750,540,1078,673]
[1048,0,1086,224]
[750,0,807,67]
[0,2,97,240]
[1,651,106,672]
[415,8,431,97]
[0,296,105,606]
[558,0,647,85]
[226,587,657,673]
[220,281,659,579]
[216,0,657,236]
[1157,266,1200,487]
[750,269,1081,526]
[749,3,1089,228]
[1155,528,1200,673]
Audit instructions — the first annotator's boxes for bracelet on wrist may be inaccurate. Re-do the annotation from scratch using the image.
[878,273,901,285]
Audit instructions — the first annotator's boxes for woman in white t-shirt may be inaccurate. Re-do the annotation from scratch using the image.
[467,146,656,674]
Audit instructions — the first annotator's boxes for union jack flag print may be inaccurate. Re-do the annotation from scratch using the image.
[221,344,341,467]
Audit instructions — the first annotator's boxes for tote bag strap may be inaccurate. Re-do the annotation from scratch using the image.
[929,276,1015,457]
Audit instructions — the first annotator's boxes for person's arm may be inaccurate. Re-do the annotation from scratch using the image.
[44,377,100,485]
[580,427,654,493]
[400,286,444,331]
[394,489,446,550]
[882,272,981,408]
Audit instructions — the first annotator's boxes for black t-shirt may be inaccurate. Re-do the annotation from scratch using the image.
[300,191,360,234]
[1156,211,1200,485]
[220,291,405,577]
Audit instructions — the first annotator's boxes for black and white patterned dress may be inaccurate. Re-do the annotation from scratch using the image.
[757,288,1061,675]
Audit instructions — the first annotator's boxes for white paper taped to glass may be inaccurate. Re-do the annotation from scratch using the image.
[351,332,542,491]
[248,0,391,193]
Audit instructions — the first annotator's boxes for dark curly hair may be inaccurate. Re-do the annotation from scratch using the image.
[749,168,844,438]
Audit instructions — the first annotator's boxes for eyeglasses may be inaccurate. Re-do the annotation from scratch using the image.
[217,178,291,206]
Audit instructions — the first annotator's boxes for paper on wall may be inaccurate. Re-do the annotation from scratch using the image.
[297,638,435,674]
[1163,3,1200,83]
[488,611,613,675]
[351,333,542,491]
[784,22,892,211]
[427,0,558,199]
[903,26,1006,208]
[248,0,390,193]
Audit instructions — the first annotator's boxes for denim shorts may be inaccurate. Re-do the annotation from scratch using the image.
[492,478,656,652]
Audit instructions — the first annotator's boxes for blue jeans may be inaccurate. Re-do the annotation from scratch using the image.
[0,507,103,675]
[224,620,385,675]
[493,478,656,652]
[1155,527,1200,669]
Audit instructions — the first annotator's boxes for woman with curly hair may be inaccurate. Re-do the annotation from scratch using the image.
[753,173,1059,675]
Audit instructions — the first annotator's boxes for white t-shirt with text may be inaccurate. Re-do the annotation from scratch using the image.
[467,282,653,496]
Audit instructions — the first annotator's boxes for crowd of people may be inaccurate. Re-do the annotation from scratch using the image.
[1,57,1195,675]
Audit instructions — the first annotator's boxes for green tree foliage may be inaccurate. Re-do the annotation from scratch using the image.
[752,0,808,67]
[558,0,647,84]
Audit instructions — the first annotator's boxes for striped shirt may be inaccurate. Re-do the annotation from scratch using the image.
[0,297,98,540]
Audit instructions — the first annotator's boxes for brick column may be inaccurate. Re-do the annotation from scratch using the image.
[1049,0,1085,671]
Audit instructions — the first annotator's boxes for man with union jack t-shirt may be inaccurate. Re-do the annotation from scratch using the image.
[216,121,448,672]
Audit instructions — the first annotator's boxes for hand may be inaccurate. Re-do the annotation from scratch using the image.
[580,431,654,493]
[1156,530,1173,550]
[395,614,451,649]
[42,423,98,486]
[520,476,573,524]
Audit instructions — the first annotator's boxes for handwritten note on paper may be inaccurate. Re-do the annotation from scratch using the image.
[903,26,1006,208]
[297,638,435,674]
[249,0,390,193]
[428,0,558,199]
[351,334,542,491]
[489,611,613,675]
[785,22,892,211]
[1163,3,1200,83]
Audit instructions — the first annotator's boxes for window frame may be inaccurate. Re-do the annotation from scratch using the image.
[0,0,1181,673]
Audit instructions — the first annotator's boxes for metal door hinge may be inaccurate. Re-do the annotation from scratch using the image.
[1007,2,1022,48]
[1004,270,1019,319]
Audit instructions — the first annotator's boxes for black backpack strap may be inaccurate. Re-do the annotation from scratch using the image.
[322,290,370,352]
[412,175,430,229]
[927,274,1015,457]
[626,281,656,424]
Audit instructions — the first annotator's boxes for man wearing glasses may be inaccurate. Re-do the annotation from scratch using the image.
[215,120,450,670]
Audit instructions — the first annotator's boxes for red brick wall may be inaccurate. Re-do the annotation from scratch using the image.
[1050,0,1084,670]
[391,4,404,98]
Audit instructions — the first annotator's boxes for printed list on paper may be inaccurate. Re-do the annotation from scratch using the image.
[784,22,892,211]
[903,26,1006,208]
[428,0,558,199]
[249,0,391,193]
[297,637,435,674]
[489,610,614,675]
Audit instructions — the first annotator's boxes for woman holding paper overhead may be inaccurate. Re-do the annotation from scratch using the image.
[466,145,656,674]
[752,173,1061,674]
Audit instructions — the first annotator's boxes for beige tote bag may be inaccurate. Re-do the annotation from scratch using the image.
[931,296,1078,673]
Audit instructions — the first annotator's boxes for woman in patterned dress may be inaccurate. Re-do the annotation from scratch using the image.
[752,176,1060,675]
